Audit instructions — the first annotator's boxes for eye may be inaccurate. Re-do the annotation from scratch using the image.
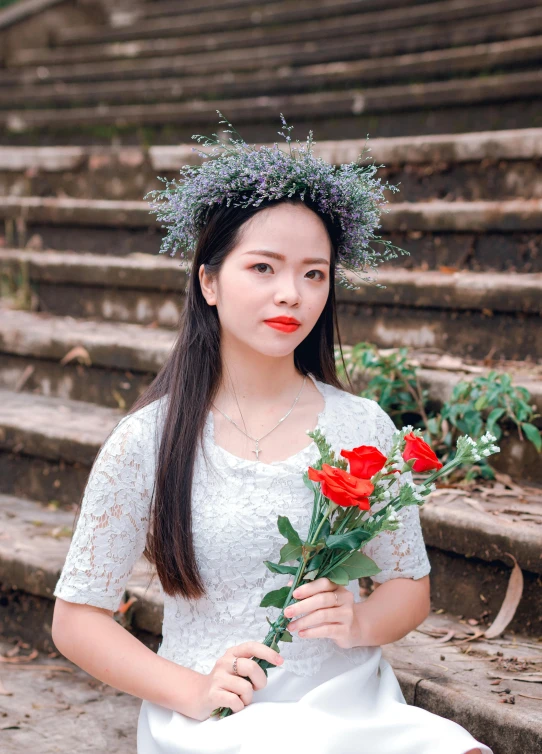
[250,263,325,280]
[251,263,272,274]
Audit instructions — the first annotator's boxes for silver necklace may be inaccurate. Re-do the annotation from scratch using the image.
[211,374,307,460]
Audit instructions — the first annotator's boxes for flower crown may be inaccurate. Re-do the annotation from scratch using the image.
[145,111,409,291]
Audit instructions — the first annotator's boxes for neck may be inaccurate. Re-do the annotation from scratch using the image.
[215,353,305,410]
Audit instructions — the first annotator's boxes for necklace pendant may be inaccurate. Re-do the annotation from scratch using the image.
[252,441,260,460]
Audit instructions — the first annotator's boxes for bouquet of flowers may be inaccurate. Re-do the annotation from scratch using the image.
[211,425,500,718]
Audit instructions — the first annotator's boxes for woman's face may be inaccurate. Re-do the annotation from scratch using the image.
[199,202,332,358]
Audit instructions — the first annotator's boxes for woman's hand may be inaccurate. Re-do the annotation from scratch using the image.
[285,577,360,650]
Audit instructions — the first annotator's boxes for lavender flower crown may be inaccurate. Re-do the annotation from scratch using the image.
[145,111,409,291]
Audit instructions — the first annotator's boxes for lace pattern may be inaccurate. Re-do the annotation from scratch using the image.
[54,376,431,677]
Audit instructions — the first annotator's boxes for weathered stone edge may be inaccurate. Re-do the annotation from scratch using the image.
[0,308,540,407]
[420,504,542,574]
[392,666,540,753]
[0,0,65,32]
[1,252,540,313]
[2,196,542,231]
[2,69,541,131]
[1,128,541,173]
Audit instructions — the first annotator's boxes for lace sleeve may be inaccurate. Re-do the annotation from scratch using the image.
[362,405,432,584]
[53,411,155,611]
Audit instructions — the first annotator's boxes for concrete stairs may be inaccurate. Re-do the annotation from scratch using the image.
[1,492,542,752]
[0,3,541,745]
[1,129,542,276]
[0,240,541,749]
[1,0,542,143]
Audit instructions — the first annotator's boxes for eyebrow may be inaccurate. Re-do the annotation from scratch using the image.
[243,250,330,265]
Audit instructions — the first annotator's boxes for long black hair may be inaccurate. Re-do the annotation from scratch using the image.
[118,196,354,599]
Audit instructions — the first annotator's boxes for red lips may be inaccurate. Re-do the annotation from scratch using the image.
[264,316,301,325]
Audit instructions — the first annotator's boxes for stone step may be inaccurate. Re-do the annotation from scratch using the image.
[2,128,541,202]
[5,6,542,83]
[1,492,541,754]
[143,0,272,18]
[0,319,540,496]
[0,389,124,506]
[52,0,542,48]
[2,68,541,143]
[0,295,539,397]
[139,0,432,23]
[1,251,540,359]
[0,637,141,752]
[1,196,541,272]
[4,36,541,111]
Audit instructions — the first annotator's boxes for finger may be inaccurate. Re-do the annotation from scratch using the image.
[235,642,284,667]
[224,671,254,706]
[218,690,245,714]
[294,577,334,599]
[289,606,339,632]
[232,657,269,691]
[294,620,341,639]
[285,585,340,620]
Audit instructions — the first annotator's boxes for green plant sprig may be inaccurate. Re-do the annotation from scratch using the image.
[337,343,541,480]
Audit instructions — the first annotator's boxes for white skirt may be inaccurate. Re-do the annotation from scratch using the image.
[137,647,494,754]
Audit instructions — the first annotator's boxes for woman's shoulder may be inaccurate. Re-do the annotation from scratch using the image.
[323,380,390,422]
[319,379,396,451]
[116,394,168,430]
[104,395,168,458]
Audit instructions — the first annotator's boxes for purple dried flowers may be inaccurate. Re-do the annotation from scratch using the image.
[145,110,409,290]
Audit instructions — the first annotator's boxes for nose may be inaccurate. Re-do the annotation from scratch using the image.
[274,273,302,306]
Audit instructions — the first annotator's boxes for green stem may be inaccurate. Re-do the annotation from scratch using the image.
[333,505,359,536]
[310,500,335,544]
[307,489,324,540]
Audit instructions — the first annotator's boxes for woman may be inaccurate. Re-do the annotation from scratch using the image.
[52,115,492,753]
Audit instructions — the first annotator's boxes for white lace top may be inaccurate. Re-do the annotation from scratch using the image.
[54,374,431,677]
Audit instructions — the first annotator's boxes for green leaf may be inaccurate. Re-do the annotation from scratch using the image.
[279,629,293,642]
[277,515,303,547]
[302,472,316,492]
[326,566,350,585]
[474,395,488,411]
[485,407,506,433]
[426,417,440,436]
[319,518,331,540]
[263,561,299,575]
[340,551,382,579]
[260,587,292,609]
[306,550,326,572]
[279,542,303,564]
[326,527,371,551]
[521,423,542,452]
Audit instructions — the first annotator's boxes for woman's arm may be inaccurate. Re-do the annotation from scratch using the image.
[351,575,431,647]
[52,598,205,716]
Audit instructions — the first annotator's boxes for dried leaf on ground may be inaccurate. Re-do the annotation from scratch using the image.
[487,672,542,684]
[0,648,38,664]
[60,345,92,367]
[484,554,523,640]
[492,472,525,495]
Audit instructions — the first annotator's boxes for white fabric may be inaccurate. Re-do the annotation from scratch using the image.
[138,651,493,754]
[54,374,493,753]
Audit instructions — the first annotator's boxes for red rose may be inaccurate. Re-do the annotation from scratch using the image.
[340,445,387,479]
[307,463,374,510]
[402,432,443,472]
